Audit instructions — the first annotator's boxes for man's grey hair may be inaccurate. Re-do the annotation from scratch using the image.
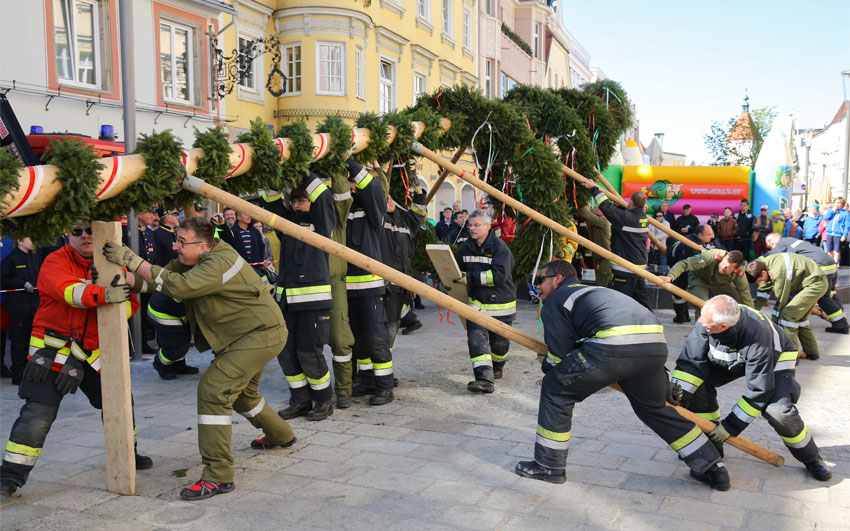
[468,209,491,225]
[703,295,741,326]
[765,232,781,246]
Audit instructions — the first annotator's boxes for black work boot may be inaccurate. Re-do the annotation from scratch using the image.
[369,390,394,406]
[352,382,376,397]
[493,361,506,380]
[825,326,849,334]
[277,403,311,420]
[336,394,352,409]
[805,456,832,481]
[673,304,687,323]
[690,462,730,491]
[152,355,176,380]
[467,380,495,393]
[514,460,566,484]
[0,479,19,496]
[306,401,334,421]
[401,320,423,335]
[135,450,153,470]
[172,360,200,375]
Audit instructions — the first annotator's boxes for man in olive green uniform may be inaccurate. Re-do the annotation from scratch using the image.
[104,217,295,501]
[745,253,828,360]
[328,169,357,409]
[659,249,752,318]
[578,204,612,287]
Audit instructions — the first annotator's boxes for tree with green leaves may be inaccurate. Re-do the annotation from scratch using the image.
[704,106,777,167]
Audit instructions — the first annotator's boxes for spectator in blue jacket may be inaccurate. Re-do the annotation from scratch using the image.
[823,197,850,263]
[781,209,803,239]
[802,205,822,244]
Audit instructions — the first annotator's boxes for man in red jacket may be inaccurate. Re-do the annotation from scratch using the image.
[0,222,152,497]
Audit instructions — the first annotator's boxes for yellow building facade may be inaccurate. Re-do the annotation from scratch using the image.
[221,0,480,220]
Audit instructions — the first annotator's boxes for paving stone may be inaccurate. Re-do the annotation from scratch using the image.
[659,495,746,526]
[617,457,679,477]
[298,430,358,447]
[564,463,629,488]
[476,487,546,513]
[760,477,831,503]
[282,459,367,482]
[534,495,621,528]
[418,479,492,504]
[342,435,421,455]
[288,443,361,464]
[344,452,428,474]
[499,513,600,531]
[709,487,807,519]
[414,460,475,481]
[462,424,514,440]
[600,442,658,460]
[434,502,510,529]
[345,423,415,440]
[348,468,434,494]
[610,511,721,530]
[400,429,468,447]
[363,491,454,520]
[741,510,817,531]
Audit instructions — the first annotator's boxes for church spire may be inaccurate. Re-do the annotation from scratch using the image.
[742,89,750,113]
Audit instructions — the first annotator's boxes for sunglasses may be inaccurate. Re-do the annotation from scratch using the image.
[533,274,558,286]
[70,227,93,236]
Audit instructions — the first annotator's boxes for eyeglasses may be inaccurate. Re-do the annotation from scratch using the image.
[533,274,559,286]
[70,227,93,237]
[175,239,203,248]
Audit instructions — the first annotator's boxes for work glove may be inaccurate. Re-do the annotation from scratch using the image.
[103,242,145,271]
[54,355,85,395]
[666,380,683,406]
[24,281,34,293]
[346,157,366,183]
[708,423,731,445]
[454,273,467,286]
[23,347,59,383]
[104,274,130,304]
[90,265,99,285]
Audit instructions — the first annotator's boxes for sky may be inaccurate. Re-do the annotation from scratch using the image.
[561,0,850,164]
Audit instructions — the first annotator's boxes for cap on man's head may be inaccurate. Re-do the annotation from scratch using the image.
[194,203,208,211]
[760,204,769,210]
[682,204,692,210]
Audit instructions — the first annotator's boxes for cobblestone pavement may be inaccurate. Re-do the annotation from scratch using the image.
[1,303,848,530]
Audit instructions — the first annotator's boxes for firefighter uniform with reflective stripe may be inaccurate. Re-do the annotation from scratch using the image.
[261,172,335,409]
[672,305,824,465]
[0,245,43,381]
[133,239,293,484]
[380,189,426,347]
[2,244,140,490]
[667,234,712,320]
[753,253,827,357]
[456,229,516,383]
[147,293,191,369]
[590,187,651,309]
[346,162,394,394]
[666,249,753,317]
[765,237,847,331]
[536,278,720,474]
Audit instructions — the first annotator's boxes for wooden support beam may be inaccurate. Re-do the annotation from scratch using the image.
[425,145,468,205]
[92,221,136,495]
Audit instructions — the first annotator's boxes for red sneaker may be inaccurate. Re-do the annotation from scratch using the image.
[179,479,234,501]
[250,436,297,450]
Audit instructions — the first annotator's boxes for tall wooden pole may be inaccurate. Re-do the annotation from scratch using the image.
[411,142,706,308]
[425,144,468,205]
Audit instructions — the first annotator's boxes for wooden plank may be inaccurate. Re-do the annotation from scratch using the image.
[426,244,468,329]
[92,221,136,495]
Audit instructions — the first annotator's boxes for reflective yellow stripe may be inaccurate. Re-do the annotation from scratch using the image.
[780,425,808,445]
[491,351,508,361]
[469,299,516,311]
[5,441,41,457]
[346,274,384,283]
[373,361,393,370]
[125,300,132,317]
[536,425,571,442]
[285,373,307,383]
[777,351,798,362]
[262,190,283,202]
[485,270,494,287]
[826,308,844,319]
[149,307,182,321]
[355,173,373,189]
[820,263,837,272]
[546,351,562,364]
[671,370,704,387]
[669,426,701,451]
[736,397,761,418]
[306,372,331,385]
[308,181,328,202]
[695,410,721,421]
[63,283,87,308]
[595,325,664,338]
[470,354,492,363]
[286,285,332,296]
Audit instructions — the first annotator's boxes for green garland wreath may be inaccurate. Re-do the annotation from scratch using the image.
[93,129,184,223]
[552,88,617,172]
[382,111,415,162]
[583,79,633,138]
[1,138,102,245]
[312,115,351,179]
[353,112,388,165]
[232,118,283,196]
[0,146,23,213]
[277,120,313,189]
[407,106,442,153]
[176,126,233,208]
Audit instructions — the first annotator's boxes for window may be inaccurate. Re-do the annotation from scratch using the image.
[500,72,505,98]
[463,8,472,50]
[355,47,365,99]
[283,43,301,94]
[53,0,101,88]
[442,0,452,36]
[483,0,494,16]
[379,60,395,114]
[317,42,344,95]
[238,36,257,91]
[414,72,427,101]
[533,23,541,59]
[484,60,492,98]
[417,0,429,19]
[160,21,194,104]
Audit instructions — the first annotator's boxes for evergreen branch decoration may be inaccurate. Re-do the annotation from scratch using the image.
[1,138,102,245]
[278,120,313,189]
[313,115,351,178]
[233,118,282,195]
[353,113,388,165]
[180,126,233,208]
[500,22,533,56]
[0,146,23,212]
[583,79,633,138]
[94,130,183,223]
[552,88,617,171]
[382,111,415,162]
[408,106,442,152]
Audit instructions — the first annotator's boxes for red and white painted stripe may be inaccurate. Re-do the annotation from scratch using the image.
[6,165,45,216]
